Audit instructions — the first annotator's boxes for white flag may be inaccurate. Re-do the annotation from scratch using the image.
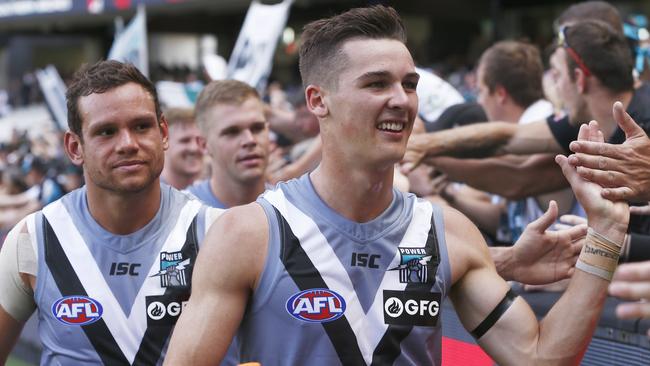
[227,0,292,93]
[415,67,464,124]
[35,65,68,132]
[108,5,148,77]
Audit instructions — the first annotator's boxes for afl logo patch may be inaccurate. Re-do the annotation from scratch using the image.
[52,296,103,326]
[286,288,346,323]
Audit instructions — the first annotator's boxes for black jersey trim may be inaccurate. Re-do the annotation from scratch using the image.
[44,215,199,366]
[274,207,367,365]
[43,217,131,366]
[370,214,440,365]
[132,216,199,365]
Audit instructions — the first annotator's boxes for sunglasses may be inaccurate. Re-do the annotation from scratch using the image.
[557,26,593,77]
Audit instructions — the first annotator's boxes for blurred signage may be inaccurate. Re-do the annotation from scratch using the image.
[108,5,148,76]
[0,0,189,18]
[0,0,72,17]
[227,0,293,94]
[35,65,68,132]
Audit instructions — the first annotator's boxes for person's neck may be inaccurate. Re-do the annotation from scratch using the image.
[311,158,395,223]
[209,174,265,208]
[85,180,162,235]
[160,169,197,190]
[587,89,634,139]
[495,102,525,124]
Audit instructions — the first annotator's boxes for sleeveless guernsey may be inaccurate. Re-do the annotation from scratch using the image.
[30,184,214,365]
[238,175,452,365]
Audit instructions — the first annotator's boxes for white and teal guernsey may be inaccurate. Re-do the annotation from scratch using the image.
[29,184,216,365]
[238,174,452,365]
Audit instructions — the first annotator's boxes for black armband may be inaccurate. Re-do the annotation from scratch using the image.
[627,233,650,262]
[470,288,518,339]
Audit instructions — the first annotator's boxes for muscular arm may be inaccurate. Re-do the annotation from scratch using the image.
[447,122,629,364]
[432,154,569,200]
[165,204,268,365]
[402,119,563,171]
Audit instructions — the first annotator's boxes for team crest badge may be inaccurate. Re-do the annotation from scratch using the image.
[388,248,432,283]
[150,251,190,287]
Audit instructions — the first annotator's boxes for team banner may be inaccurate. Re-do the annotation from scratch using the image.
[227,0,292,93]
[108,5,148,77]
[35,65,68,132]
[415,67,464,124]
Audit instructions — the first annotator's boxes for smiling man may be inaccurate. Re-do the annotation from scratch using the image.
[186,80,269,210]
[165,6,628,366]
[160,107,205,190]
[0,61,222,365]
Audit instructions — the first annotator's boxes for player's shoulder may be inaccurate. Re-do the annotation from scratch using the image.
[439,205,492,278]
[205,202,268,247]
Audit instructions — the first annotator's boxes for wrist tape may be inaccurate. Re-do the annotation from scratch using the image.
[575,228,623,281]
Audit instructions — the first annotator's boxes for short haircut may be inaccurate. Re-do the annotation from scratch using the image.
[194,79,260,134]
[564,20,633,93]
[163,107,195,127]
[479,41,544,108]
[556,1,622,32]
[66,60,161,139]
[299,5,406,89]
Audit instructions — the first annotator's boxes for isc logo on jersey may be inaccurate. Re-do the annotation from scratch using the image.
[51,296,103,326]
[286,288,346,323]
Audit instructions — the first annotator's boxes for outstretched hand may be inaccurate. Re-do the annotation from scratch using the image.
[511,200,586,285]
[568,101,650,203]
[556,120,629,236]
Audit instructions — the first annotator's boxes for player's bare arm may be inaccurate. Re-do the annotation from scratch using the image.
[402,119,562,172]
[431,154,569,200]
[164,203,268,365]
[0,222,36,363]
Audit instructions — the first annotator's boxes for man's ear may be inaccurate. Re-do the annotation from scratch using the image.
[305,85,328,118]
[64,131,84,166]
[159,114,170,150]
[574,68,587,94]
[495,85,508,104]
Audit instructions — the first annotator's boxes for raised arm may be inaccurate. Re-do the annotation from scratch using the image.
[402,119,562,171]
[431,154,568,200]
[164,204,268,366]
[447,121,628,364]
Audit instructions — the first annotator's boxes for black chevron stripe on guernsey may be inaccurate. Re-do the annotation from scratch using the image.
[274,207,367,366]
[132,216,199,365]
[44,215,199,366]
[370,214,440,366]
[43,217,130,366]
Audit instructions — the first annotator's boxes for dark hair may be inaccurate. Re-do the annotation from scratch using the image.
[564,20,633,93]
[66,60,161,138]
[479,41,544,108]
[556,1,623,32]
[194,79,260,134]
[299,5,406,88]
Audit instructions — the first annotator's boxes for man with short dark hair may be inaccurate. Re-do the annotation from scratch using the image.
[166,6,628,365]
[0,60,222,365]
